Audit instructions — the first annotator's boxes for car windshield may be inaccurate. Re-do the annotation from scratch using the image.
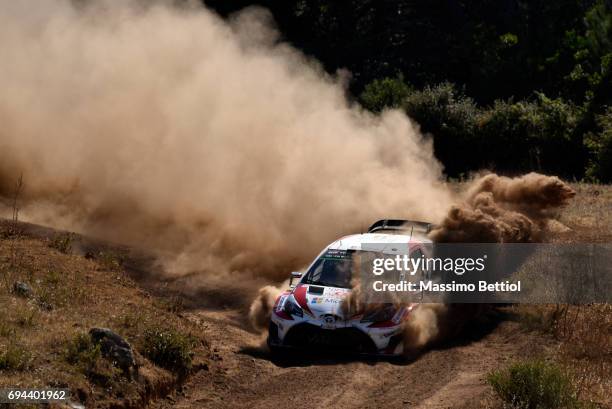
[301,250,354,288]
[301,249,414,289]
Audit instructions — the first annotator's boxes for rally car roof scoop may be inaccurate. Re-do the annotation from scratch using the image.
[367,219,433,234]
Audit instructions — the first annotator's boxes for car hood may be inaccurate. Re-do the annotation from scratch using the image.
[291,284,351,318]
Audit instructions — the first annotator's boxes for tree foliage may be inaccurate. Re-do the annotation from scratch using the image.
[204,0,612,180]
[585,107,612,182]
[359,75,411,112]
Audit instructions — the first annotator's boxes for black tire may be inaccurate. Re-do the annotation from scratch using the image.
[267,321,282,355]
[268,322,295,359]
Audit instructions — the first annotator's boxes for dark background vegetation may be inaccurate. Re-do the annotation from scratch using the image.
[205,0,611,181]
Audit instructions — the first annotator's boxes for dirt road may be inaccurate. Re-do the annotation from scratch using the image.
[122,182,612,409]
[151,299,546,409]
[3,220,552,409]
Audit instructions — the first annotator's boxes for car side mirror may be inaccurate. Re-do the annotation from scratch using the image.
[289,271,302,287]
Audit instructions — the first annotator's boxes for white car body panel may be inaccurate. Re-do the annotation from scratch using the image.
[268,228,432,355]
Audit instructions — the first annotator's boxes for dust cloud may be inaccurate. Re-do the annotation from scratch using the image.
[0,1,577,354]
[0,0,452,282]
[401,304,448,354]
[400,173,575,354]
[430,173,576,243]
[248,282,286,332]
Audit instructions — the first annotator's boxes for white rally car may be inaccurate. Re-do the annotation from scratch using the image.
[268,219,433,356]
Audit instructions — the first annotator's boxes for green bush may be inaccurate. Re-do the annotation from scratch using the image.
[45,270,61,286]
[528,94,583,175]
[477,94,583,176]
[155,296,185,314]
[404,83,478,135]
[141,327,196,373]
[15,306,37,328]
[360,75,412,113]
[488,359,582,409]
[403,83,480,175]
[49,233,73,254]
[585,107,612,182]
[363,78,589,178]
[96,251,123,271]
[65,333,124,387]
[478,100,539,172]
[0,342,32,371]
[65,332,101,373]
[0,319,15,337]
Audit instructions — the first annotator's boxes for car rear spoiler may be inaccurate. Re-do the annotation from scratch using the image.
[367,219,433,234]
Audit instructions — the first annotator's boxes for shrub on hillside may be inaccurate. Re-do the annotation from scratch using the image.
[488,359,583,409]
[65,332,101,373]
[65,332,125,387]
[49,233,73,254]
[0,342,31,371]
[141,327,196,374]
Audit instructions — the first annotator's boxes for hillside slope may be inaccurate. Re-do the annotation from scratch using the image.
[0,220,210,408]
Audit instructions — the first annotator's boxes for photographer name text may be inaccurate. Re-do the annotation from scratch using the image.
[372,280,521,293]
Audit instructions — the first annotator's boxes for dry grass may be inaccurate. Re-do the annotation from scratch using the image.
[558,183,612,243]
[552,304,611,407]
[0,220,209,408]
[556,184,611,404]
[509,183,612,408]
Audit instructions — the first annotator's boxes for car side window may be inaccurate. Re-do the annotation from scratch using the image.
[310,260,324,282]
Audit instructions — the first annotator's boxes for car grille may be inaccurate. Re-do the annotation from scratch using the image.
[284,323,377,353]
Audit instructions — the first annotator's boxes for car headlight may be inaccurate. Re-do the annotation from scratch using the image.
[283,297,303,318]
[360,304,396,323]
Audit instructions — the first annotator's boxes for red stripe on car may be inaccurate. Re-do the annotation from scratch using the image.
[293,285,313,316]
